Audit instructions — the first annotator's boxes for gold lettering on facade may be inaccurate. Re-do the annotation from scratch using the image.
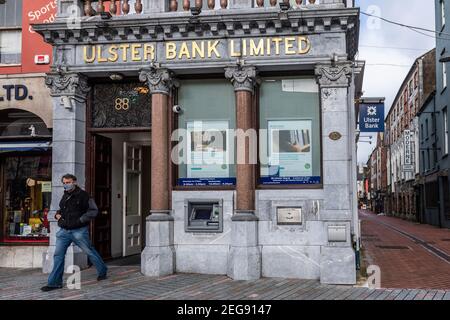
[230,40,240,57]
[207,40,220,58]
[81,37,311,64]
[83,46,96,63]
[284,37,296,55]
[108,45,119,62]
[144,44,155,61]
[192,41,205,59]
[298,36,311,54]
[166,42,177,60]
[249,39,264,56]
[131,44,142,61]
[97,46,107,63]
[178,42,191,59]
[119,44,130,62]
[272,37,282,55]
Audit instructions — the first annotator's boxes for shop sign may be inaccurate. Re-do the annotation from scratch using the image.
[359,103,385,133]
[81,36,312,64]
[403,130,413,172]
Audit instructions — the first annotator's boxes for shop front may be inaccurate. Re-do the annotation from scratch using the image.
[34,0,363,284]
[0,75,53,267]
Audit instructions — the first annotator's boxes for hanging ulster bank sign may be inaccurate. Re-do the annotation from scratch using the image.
[79,36,313,64]
[359,103,385,133]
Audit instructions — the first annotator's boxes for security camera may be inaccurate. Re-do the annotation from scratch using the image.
[173,105,182,113]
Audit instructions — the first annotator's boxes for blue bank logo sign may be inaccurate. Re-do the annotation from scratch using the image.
[359,103,384,132]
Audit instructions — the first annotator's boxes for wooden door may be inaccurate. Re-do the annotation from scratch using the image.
[92,134,112,259]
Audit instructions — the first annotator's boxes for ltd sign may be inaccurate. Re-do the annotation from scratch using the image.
[0,85,34,102]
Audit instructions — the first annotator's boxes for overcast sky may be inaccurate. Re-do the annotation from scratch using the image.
[355,0,436,165]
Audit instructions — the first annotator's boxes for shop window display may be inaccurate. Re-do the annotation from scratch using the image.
[1,155,51,243]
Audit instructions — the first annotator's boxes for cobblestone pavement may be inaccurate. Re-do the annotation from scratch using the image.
[1,265,450,300]
[360,210,450,290]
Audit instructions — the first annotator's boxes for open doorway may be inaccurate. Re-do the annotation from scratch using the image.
[89,132,151,259]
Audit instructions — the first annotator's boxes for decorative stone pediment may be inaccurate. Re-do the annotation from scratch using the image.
[315,63,352,88]
[45,73,90,100]
[225,65,258,93]
[139,67,177,95]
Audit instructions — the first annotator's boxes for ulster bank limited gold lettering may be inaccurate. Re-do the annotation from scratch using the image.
[83,37,311,64]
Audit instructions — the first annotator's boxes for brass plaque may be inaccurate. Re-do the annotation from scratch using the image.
[329,132,342,141]
[277,207,302,225]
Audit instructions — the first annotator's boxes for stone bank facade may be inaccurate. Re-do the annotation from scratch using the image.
[34,0,363,284]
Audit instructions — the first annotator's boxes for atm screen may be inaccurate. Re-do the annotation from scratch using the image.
[193,208,212,220]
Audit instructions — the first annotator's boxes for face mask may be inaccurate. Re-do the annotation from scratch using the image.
[63,183,75,191]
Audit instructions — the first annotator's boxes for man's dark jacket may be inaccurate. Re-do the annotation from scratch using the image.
[57,186,98,230]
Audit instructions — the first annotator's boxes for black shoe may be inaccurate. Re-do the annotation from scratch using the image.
[97,275,108,281]
[41,285,62,292]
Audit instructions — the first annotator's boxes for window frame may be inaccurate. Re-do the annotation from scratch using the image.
[256,73,323,190]
[0,27,22,66]
[172,75,236,191]
[0,152,52,245]
[444,107,449,156]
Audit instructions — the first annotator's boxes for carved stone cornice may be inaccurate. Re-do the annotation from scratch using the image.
[225,66,258,93]
[45,73,90,100]
[139,67,177,95]
[315,63,352,88]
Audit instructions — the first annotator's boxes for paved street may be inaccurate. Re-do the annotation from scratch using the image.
[0,257,449,300]
[360,210,450,290]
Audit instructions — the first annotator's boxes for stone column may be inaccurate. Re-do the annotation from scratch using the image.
[42,73,90,273]
[225,66,261,280]
[315,63,356,285]
[139,67,176,277]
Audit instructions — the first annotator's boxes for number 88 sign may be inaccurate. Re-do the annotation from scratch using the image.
[115,98,130,110]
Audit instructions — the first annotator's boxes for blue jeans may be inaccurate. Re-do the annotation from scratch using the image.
[47,226,107,287]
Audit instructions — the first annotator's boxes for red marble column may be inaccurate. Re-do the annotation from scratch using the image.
[225,66,258,214]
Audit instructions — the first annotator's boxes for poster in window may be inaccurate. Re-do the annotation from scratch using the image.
[261,120,320,185]
[180,121,234,186]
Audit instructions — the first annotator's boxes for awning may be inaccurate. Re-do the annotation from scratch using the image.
[0,141,52,153]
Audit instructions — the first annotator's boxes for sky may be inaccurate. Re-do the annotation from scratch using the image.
[355,0,436,165]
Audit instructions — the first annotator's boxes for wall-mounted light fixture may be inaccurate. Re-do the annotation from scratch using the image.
[109,73,124,81]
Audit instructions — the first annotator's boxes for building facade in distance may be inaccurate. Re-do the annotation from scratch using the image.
[417,0,450,228]
[385,49,435,222]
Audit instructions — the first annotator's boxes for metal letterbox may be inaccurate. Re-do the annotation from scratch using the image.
[327,225,347,242]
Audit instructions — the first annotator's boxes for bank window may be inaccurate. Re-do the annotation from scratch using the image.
[1,155,52,243]
[0,0,22,65]
[259,77,321,186]
[176,79,236,187]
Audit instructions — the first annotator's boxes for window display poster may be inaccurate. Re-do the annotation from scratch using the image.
[179,121,234,186]
[261,120,320,185]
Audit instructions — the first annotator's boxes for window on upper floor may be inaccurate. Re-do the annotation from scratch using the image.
[444,107,449,155]
[443,62,447,89]
[0,0,22,65]
[442,0,446,28]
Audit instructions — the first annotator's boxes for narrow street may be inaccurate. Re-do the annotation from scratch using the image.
[360,210,450,290]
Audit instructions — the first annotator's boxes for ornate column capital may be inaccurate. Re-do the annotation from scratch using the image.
[315,63,352,88]
[45,73,90,101]
[225,66,258,94]
[139,67,177,95]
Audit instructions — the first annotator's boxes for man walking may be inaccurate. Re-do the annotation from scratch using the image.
[41,174,108,292]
